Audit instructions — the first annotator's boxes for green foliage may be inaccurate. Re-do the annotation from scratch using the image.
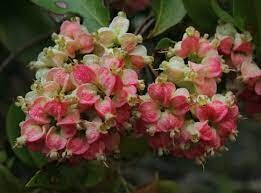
[6,104,35,167]
[211,0,242,30]
[0,0,55,63]
[120,136,149,159]
[6,104,47,168]
[183,0,218,31]
[158,180,180,193]
[0,164,24,193]
[31,0,110,32]
[155,38,175,50]
[149,0,187,37]
[26,161,116,193]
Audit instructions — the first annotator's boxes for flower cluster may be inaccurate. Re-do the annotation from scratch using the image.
[133,27,240,163]
[162,27,224,97]
[215,23,261,117]
[16,12,152,161]
[16,13,242,164]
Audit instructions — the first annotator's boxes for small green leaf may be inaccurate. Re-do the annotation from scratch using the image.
[6,104,35,168]
[155,38,175,50]
[149,0,186,37]
[31,0,110,32]
[183,0,218,31]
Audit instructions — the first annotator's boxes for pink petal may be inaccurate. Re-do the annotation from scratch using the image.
[139,101,160,123]
[60,20,81,39]
[156,112,183,132]
[122,69,138,86]
[66,137,89,155]
[97,67,116,96]
[28,97,49,124]
[60,125,77,138]
[171,88,190,116]
[115,104,131,125]
[77,33,94,54]
[83,141,105,160]
[45,127,67,151]
[76,83,100,106]
[57,111,80,126]
[148,133,172,149]
[218,37,233,56]
[195,78,217,97]
[95,96,115,118]
[103,132,120,152]
[72,64,96,85]
[202,56,222,78]
[21,119,45,142]
[148,82,176,106]
[44,100,68,121]
[234,41,253,55]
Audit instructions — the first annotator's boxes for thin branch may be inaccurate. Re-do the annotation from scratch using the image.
[135,13,154,35]
[0,32,52,72]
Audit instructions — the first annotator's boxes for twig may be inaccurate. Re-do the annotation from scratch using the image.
[0,32,52,72]
[135,13,155,36]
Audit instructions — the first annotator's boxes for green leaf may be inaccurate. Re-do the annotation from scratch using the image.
[84,161,106,187]
[149,0,186,37]
[155,38,175,50]
[232,0,261,57]
[183,0,218,31]
[0,164,24,193]
[120,136,149,159]
[31,0,110,32]
[0,0,55,64]
[0,150,7,163]
[210,0,242,31]
[158,180,180,193]
[6,104,35,168]
[26,162,106,190]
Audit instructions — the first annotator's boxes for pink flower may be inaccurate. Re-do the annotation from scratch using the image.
[20,119,46,142]
[148,133,172,150]
[60,20,81,39]
[218,36,233,56]
[66,137,89,155]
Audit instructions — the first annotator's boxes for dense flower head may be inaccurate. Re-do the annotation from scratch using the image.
[215,22,261,117]
[15,14,243,165]
[161,27,225,97]
[16,12,151,162]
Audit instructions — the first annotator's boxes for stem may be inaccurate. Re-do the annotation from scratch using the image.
[135,13,155,36]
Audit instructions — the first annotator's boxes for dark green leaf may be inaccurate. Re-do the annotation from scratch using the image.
[26,162,106,190]
[155,38,175,49]
[0,0,55,64]
[149,0,186,37]
[120,136,149,159]
[183,0,218,31]
[0,150,7,163]
[0,164,24,193]
[211,0,242,30]
[6,104,35,168]
[31,0,110,32]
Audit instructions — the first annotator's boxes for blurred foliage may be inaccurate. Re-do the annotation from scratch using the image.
[0,0,260,193]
